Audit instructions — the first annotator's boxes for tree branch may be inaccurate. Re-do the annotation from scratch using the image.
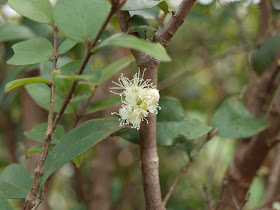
[117,1,197,209]
[162,128,218,207]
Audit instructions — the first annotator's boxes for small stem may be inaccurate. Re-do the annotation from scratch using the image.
[24,84,55,210]
[53,23,58,70]
[162,128,218,207]
[72,90,96,129]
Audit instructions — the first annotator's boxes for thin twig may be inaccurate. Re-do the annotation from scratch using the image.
[162,128,218,207]
[224,177,241,210]
[203,185,213,210]
[24,2,125,209]
[24,83,55,210]
[72,89,96,129]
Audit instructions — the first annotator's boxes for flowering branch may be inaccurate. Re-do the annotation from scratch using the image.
[117,1,197,209]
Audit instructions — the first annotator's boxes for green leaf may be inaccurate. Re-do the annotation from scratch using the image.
[26,145,43,158]
[0,164,32,199]
[157,1,169,14]
[5,77,51,94]
[213,97,269,139]
[58,39,77,55]
[118,97,212,146]
[0,191,13,210]
[24,123,65,143]
[0,0,8,4]
[122,0,162,11]
[93,33,171,62]
[41,118,122,185]
[251,33,280,74]
[60,60,91,74]
[52,70,76,94]
[54,0,111,42]
[130,7,160,20]
[8,0,54,24]
[25,83,76,114]
[173,135,195,153]
[86,97,121,114]
[72,155,83,168]
[94,56,135,85]
[7,38,54,65]
[0,24,35,42]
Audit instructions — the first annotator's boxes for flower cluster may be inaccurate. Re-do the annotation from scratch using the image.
[110,71,160,130]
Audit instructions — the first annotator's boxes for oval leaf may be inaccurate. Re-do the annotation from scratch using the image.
[0,24,34,42]
[54,0,111,42]
[93,33,171,62]
[8,0,54,24]
[213,97,269,139]
[122,0,162,11]
[7,38,54,65]
[0,164,33,199]
[58,38,77,55]
[5,77,51,94]
[41,118,122,185]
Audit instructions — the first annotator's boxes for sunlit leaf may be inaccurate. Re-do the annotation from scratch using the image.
[5,77,51,94]
[8,0,54,24]
[26,145,43,158]
[0,191,13,210]
[122,0,162,11]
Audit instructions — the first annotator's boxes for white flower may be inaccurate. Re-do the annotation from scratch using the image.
[110,70,160,130]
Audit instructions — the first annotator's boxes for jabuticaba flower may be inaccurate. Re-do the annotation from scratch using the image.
[110,70,160,130]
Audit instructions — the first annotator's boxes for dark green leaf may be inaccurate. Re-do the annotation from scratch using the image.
[122,0,162,11]
[7,38,54,65]
[251,33,280,74]
[24,123,65,143]
[54,0,111,42]
[58,39,77,55]
[60,60,91,74]
[213,97,269,138]
[86,97,121,114]
[8,0,54,24]
[0,164,32,199]
[93,33,171,62]
[41,118,122,185]
[5,77,51,94]
[0,24,34,42]
[0,191,13,210]
[26,145,43,158]
[25,83,76,114]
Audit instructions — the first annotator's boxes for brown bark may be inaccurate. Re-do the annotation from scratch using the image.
[215,88,280,210]
[117,1,197,208]
[263,145,280,207]
[21,71,49,210]
[257,0,271,45]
